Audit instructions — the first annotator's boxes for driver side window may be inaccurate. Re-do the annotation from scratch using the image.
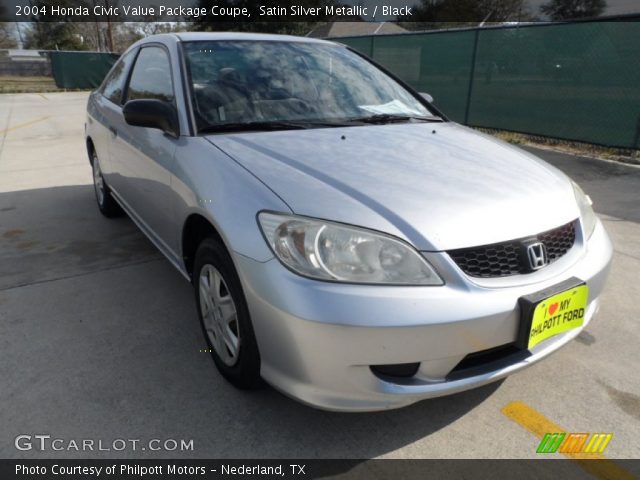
[101,49,136,105]
[126,46,174,103]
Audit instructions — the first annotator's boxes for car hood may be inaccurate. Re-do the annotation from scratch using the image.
[206,122,579,251]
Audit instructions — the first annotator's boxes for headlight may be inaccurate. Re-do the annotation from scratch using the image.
[572,181,597,239]
[258,212,443,285]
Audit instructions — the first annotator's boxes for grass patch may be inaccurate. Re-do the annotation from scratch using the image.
[477,128,640,165]
[0,76,60,93]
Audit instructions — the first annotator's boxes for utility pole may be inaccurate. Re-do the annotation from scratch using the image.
[15,22,24,48]
[92,0,103,51]
[104,0,114,51]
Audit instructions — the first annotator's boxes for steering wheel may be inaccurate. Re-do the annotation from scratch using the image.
[287,97,317,115]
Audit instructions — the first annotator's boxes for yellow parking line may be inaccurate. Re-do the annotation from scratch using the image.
[38,93,49,100]
[0,115,50,134]
[502,401,636,480]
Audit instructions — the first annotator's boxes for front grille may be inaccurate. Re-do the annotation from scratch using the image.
[448,220,577,278]
[538,221,576,262]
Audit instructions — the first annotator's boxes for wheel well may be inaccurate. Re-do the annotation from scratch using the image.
[182,214,225,279]
[86,137,95,165]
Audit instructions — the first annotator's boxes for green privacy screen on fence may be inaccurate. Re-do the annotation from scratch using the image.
[50,51,119,90]
[335,20,640,149]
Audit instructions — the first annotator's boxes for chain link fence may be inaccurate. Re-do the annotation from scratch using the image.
[0,49,118,91]
[334,18,640,149]
[49,51,119,89]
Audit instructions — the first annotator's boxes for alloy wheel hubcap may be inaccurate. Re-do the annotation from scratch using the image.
[93,157,105,205]
[199,264,240,366]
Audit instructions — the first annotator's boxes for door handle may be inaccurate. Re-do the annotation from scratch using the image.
[109,126,117,137]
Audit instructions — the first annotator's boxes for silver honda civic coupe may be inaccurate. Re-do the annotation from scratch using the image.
[85,32,612,411]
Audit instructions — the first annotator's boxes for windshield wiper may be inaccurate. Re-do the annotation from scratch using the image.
[347,114,443,125]
[198,120,352,134]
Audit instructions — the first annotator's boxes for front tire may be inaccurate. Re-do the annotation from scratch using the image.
[194,237,261,389]
[92,151,122,218]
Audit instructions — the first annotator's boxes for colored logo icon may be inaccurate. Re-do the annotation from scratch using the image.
[537,432,613,454]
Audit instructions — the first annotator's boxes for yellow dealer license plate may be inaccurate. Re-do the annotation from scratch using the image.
[527,284,589,349]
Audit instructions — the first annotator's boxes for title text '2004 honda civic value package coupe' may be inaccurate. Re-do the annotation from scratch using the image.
[86,33,612,411]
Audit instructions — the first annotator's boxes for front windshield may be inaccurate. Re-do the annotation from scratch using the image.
[183,40,439,132]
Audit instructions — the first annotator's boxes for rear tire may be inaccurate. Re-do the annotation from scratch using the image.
[194,237,262,389]
[92,151,123,218]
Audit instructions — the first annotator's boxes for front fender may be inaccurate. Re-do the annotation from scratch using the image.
[171,136,292,263]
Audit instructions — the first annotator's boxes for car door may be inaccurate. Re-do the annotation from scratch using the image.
[110,44,179,254]
[90,48,137,190]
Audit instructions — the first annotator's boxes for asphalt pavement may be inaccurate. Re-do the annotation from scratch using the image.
[0,92,639,464]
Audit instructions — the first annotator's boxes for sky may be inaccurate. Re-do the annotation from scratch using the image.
[343,0,640,21]
[3,0,639,26]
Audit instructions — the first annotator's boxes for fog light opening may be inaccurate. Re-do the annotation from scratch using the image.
[371,362,420,378]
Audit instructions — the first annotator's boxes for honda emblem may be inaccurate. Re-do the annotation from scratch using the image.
[526,242,548,270]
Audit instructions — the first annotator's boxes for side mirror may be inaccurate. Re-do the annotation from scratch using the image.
[123,99,179,138]
[419,92,434,103]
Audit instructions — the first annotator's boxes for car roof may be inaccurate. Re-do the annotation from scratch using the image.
[152,31,338,45]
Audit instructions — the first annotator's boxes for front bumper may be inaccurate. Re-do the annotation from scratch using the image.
[235,220,612,411]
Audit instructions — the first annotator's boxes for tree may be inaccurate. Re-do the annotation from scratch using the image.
[0,3,18,48]
[110,22,188,53]
[540,0,606,20]
[0,23,18,48]
[24,23,89,50]
[111,23,144,52]
[73,22,104,51]
[23,0,91,50]
[398,0,533,27]
[193,0,352,35]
